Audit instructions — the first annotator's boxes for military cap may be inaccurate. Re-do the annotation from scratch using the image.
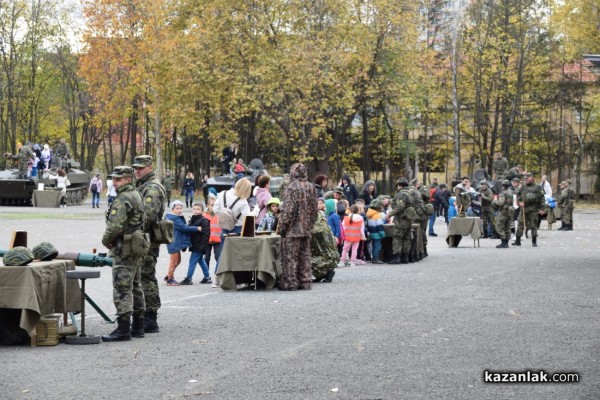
[480,180,489,186]
[559,181,567,186]
[32,242,58,261]
[512,177,521,182]
[370,199,382,210]
[108,166,134,178]
[396,177,408,185]
[333,187,344,194]
[3,246,34,266]
[131,155,153,167]
[523,172,533,178]
[502,180,510,187]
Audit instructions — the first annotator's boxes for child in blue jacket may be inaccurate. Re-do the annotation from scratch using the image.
[165,200,202,286]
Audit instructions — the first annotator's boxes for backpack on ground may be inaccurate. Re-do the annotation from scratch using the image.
[216,192,241,230]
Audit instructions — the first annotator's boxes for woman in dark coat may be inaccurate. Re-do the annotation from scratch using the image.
[183,172,196,207]
[359,180,377,207]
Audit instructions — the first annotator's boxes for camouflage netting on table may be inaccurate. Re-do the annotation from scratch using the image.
[310,213,340,279]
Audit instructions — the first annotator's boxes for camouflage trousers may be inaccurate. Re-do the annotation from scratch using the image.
[495,213,511,240]
[140,246,161,312]
[310,231,339,280]
[419,219,428,246]
[281,236,312,290]
[516,209,540,238]
[112,254,145,318]
[481,208,496,235]
[392,219,412,255]
[561,206,574,225]
[18,161,28,179]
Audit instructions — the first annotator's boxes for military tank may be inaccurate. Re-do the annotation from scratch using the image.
[0,157,91,206]
[205,158,283,196]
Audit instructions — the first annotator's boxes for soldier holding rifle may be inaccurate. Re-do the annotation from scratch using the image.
[512,173,545,247]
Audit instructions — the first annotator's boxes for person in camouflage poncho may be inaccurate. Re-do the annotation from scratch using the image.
[513,173,545,247]
[278,163,318,290]
[310,213,339,283]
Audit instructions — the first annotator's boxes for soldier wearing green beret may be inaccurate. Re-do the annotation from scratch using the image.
[132,155,167,333]
[101,166,148,342]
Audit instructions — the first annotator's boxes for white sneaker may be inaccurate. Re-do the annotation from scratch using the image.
[211,278,220,288]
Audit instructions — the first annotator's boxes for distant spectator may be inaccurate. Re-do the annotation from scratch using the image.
[359,180,377,207]
[339,174,359,205]
[183,172,196,208]
[89,173,103,208]
[313,174,329,198]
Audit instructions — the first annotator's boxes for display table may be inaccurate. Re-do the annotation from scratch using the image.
[32,190,64,207]
[446,217,483,247]
[0,260,81,343]
[217,235,282,291]
[381,223,423,262]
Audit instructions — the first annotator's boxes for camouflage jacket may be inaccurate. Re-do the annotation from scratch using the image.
[389,188,414,222]
[409,187,426,220]
[136,171,166,241]
[479,187,494,210]
[558,187,575,208]
[493,189,514,217]
[278,179,318,237]
[54,142,70,158]
[516,182,545,212]
[493,159,508,176]
[102,183,145,247]
[12,146,34,162]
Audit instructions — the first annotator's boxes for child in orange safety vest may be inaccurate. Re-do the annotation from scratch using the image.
[203,196,222,272]
[341,204,367,266]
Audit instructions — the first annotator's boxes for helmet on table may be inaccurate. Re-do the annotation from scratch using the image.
[32,242,59,261]
[3,246,35,266]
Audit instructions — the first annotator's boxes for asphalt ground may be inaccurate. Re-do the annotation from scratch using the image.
[0,199,599,400]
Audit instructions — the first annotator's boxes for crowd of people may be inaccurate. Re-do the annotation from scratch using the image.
[3,139,71,180]
[97,152,576,342]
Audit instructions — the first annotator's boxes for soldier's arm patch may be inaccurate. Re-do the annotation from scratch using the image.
[146,197,152,203]
[111,210,117,215]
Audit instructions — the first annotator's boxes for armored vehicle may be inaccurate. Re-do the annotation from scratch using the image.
[0,158,91,206]
[205,158,283,196]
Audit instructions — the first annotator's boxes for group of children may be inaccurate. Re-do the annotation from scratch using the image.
[320,197,388,266]
[165,193,282,286]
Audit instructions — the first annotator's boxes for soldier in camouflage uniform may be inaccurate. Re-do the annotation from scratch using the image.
[558,180,575,231]
[512,173,545,247]
[278,163,318,290]
[132,155,166,332]
[411,179,432,258]
[53,138,71,169]
[493,180,513,248]
[388,178,415,264]
[492,153,509,180]
[4,143,35,179]
[101,166,147,342]
[479,181,496,238]
[161,170,175,207]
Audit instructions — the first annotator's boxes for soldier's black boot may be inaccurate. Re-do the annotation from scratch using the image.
[131,314,145,338]
[400,254,409,264]
[144,311,159,333]
[511,236,521,246]
[558,222,566,231]
[566,224,573,231]
[387,253,402,264]
[102,316,131,342]
[496,239,508,248]
[423,245,428,258]
[323,269,335,283]
[532,236,538,247]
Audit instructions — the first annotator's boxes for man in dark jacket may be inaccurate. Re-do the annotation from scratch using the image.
[181,203,211,285]
[339,174,359,205]
[433,184,451,224]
